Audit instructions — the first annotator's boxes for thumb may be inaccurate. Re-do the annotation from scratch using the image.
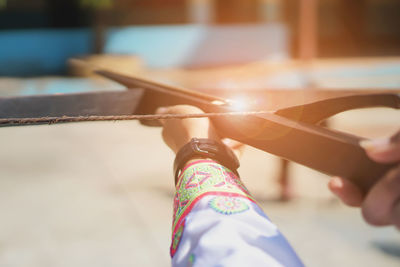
[360,131,400,163]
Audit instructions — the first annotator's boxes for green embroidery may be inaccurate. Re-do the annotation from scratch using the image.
[173,160,253,232]
[171,160,255,257]
[188,254,195,266]
[209,196,249,215]
[172,222,184,251]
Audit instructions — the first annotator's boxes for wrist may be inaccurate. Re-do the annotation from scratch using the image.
[185,158,214,165]
[173,138,240,185]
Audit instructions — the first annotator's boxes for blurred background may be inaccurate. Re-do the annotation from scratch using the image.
[1,0,400,266]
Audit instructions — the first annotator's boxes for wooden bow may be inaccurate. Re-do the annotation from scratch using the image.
[1,69,399,194]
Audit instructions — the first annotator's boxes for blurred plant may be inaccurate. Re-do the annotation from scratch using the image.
[0,0,7,10]
[79,0,113,9]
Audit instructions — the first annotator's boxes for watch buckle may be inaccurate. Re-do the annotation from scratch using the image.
[191,138,210,155]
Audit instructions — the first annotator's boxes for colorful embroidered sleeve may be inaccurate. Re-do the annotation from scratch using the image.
[171,160,304,267]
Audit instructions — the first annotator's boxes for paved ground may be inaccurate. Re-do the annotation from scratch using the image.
[0,108,399,267]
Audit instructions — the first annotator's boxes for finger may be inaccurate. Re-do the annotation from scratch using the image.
[155,106,169,125]
[222,139,246,159]
[222,139,244,150]
[155,106,169,114]
[362,165,400,226]
[390,131,400,144]
[360,135,400,163]
[392,200,400,230]
[328,177,363,207]
[164,105,204,114]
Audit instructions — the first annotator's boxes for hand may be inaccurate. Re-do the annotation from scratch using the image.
[156,105,244,158]
[328,131,400,229]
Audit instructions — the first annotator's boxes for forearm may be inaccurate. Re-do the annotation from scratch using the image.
[171,159,304,267]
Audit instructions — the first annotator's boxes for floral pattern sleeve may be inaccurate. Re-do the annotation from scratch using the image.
[170,160,304,267]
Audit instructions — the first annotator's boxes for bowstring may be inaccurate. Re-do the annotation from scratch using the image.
[0,111,271,126]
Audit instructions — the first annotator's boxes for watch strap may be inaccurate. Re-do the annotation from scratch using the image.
[173,138,240,185]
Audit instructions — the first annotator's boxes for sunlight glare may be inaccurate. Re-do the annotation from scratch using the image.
[227,96,251,111]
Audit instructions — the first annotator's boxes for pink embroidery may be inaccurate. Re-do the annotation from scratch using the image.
[170,219,185,256]
[197,171,213,185]
[214,181,226,187]
[184,173,197,189]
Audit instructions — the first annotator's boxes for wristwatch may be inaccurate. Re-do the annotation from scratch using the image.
[173,138,240,184]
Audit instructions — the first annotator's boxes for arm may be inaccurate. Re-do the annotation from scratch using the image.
[328,131,400,229]
[157,105,304,267]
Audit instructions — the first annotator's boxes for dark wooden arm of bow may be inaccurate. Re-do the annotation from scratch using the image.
[96,70,400,194]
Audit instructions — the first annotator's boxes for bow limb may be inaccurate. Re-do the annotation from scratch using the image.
[96,69,398,194]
